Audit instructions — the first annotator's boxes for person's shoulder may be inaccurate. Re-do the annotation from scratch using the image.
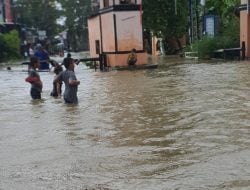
[29,68,39,76]
[28,68,36,73]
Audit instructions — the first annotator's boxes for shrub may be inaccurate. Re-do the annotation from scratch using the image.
[185,16,240,59]
[189,36,217,59]
[219,17,240,48]
[3,30,21,59]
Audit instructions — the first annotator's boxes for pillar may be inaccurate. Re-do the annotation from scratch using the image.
[240,0,250,58]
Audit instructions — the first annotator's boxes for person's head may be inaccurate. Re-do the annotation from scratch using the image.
[67,53,71,58]
[36,43,42,50]
[30,56,40,69]
[63,57,74,70]
[132,48,136,53]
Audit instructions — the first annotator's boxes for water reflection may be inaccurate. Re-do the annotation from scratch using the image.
[1,59,250,189]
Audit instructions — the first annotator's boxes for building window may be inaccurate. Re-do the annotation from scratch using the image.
[95,40,100,54]
[104,0,109,7]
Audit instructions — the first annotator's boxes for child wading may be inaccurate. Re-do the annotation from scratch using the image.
[50,63,63,97]
[127,48,137,69]
[54,57,80,104]
[25,56,43,99]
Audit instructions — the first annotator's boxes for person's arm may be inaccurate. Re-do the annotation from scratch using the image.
[74,59,81,65]
[127,54,131,64]
[56,82,62,96]
[54,72,62,84]
[134,53,137,62]
[25,76,39,83]
[69,72,80,86]
[34,71,42,86]
[26,70,41,85]
[69,79,80,86]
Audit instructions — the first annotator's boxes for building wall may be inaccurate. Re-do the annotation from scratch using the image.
[88,0,147,67]
[116,11,143,51]
[88,10,143,55]
[240,0,250,57]
[101,12,116,52]
[4,0,13,23]
[107,52,147,67]
[88,16,101,58]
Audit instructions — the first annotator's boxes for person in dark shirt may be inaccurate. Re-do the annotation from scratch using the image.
[62,53,80,66]
[50,63,63,97]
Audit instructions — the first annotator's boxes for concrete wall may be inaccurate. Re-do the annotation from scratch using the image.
[240,0,250,57]
[107,52,147,67]
[88,16,101,58]
[116,11,143,51]
[101,12,116,52]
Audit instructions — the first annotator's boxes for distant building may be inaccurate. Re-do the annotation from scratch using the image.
[0,0,16,33]
[0,0,13,24]
[0,0,38,57]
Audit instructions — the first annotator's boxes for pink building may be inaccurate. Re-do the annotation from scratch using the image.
[0,0,13,23]
[240,0,250,57]
[88,0,149,68]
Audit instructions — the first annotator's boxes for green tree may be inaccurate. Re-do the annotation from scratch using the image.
[3,30,20,56]
[0,30,20,61]
[14,0,60,37]
[142,0,189,53]
[143,0,188,38]
[205,0,240,26]
[188,0,241,58]
[58,0,91,51]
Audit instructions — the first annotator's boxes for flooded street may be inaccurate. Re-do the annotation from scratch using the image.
[1,57,250,190]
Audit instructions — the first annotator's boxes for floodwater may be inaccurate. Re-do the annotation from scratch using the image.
[1,56,250,190]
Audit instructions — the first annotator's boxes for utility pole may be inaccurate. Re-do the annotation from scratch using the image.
[189,0,193,44]
[195,0,200,40]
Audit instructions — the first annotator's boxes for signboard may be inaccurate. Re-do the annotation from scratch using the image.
[205,17,214,36]
[204,15,219,37]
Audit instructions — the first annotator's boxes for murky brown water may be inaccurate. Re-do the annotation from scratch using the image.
[1,56,250,190]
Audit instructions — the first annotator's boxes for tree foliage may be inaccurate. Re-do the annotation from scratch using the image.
[205,0,240,32]
[14,0,60,37]
[0,30,20,61]
[142,0,240,38]
[143,0,188,39]
[13,0,91,51]
[57,0,91,51]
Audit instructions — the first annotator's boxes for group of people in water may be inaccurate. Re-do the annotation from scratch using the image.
[25,52,80,104]
[25,46,137,104]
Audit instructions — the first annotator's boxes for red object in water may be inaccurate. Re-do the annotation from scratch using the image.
[25,76,38,83]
